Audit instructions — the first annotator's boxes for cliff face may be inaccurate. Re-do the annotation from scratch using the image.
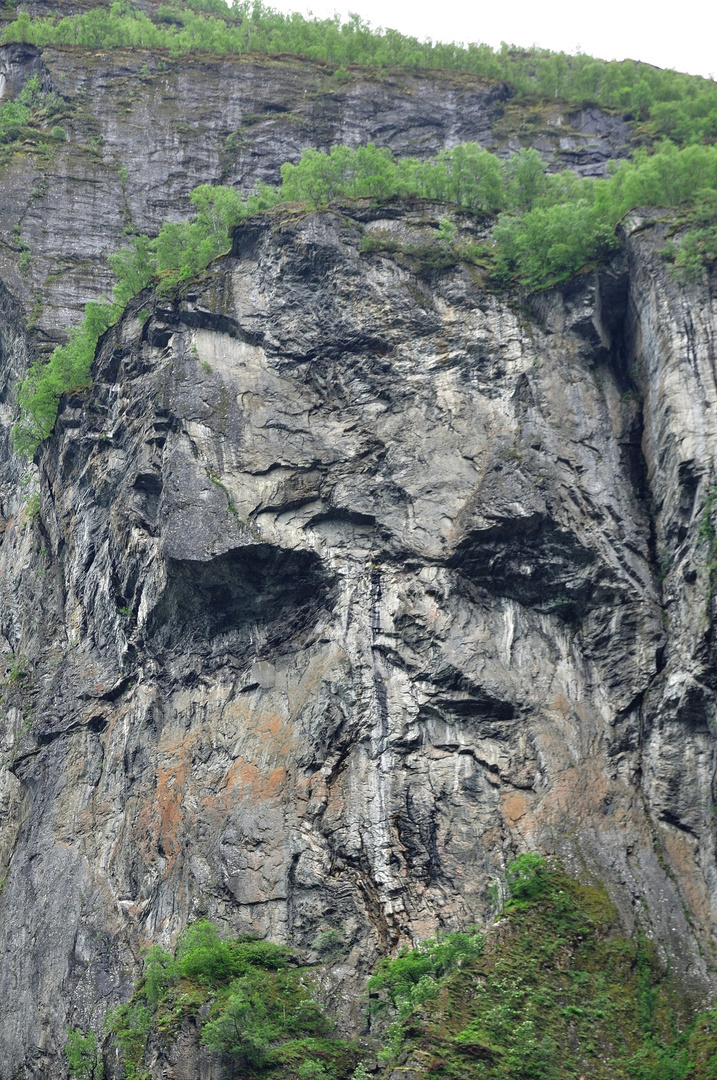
[1,193,717,1074]
[1,14,717,1078]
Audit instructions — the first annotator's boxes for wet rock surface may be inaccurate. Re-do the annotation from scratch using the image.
[0,197,716,1074]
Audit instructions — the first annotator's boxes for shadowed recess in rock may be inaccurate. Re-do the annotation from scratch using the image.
[449,515,617,620]
[146,543,334,651]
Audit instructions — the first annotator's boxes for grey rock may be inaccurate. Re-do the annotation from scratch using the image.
[1,197,716,1074]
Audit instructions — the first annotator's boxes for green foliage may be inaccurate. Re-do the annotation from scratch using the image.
[0,73,40,142]
[175,918,291,983]
[368,928,484,1017]
[0,73,68,156]
[141,945,175,1009]
[200,967,333,1064]
[281,139,717,290]
[661,190,717,282]
[312,927,346,961]
[504,853,551,904]
[368,857,712,1080]
[64,1029,103,1080]
[175,918,241,983]
[105,921,358,1080]
[13,300,115,457]
[1,656,31,687]
[3,3,717,148]
[105,1002,152,1080]
[278,141,513,213]
[12,185,258,457]
[24,491,40,522]
[683,1009,717,1079]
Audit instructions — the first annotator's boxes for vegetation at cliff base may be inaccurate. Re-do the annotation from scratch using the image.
[69,856,717,1080]
[3,1,717,148]
[99,919,360,1080]
[370,854,717,1080]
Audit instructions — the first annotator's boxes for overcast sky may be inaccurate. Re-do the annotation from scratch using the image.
[264,0,717,80]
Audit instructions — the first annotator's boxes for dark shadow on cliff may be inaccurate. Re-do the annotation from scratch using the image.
[145,543,335,654]
[449,514,618,621]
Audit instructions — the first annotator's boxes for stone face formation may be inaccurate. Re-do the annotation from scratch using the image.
[0,5,716,1076]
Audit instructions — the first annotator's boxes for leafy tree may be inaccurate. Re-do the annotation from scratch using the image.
[175,918,239,983]
[200,988,272,1068]
[141,945,175,1009]
[505,148,549,211]
[65,1029,103,1080]
[504,853,551,903]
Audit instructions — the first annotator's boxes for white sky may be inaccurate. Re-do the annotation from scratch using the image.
[264,0,717,80]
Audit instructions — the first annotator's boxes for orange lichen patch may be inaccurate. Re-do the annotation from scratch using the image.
[502,791,530,825]
[201,758,289,830]
[220,757,287,799]
[221,698,301,763]
[500,752,642,847]
[546,760,610,819]
[660,826,715,936]
[134,733,198,876]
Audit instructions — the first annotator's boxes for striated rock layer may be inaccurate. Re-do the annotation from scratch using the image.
[1,197,717,1074]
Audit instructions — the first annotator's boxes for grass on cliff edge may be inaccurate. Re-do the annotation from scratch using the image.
[13,137,717,459]
[368,854,717,1080]
[68,856,717,1080]
[3,0,717,148]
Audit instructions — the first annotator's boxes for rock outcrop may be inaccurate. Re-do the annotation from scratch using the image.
[0,194,716,1073]
[0,7,715,1075]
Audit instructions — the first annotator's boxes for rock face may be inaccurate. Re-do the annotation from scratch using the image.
[1,193,717,1074]
[0,12,716,1077]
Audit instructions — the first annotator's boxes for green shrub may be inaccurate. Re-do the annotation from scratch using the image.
[312,927,346,961]
[175,919,239,983]
[504,853,551,904]
[65,1029,103,1080]
[0,73,67,150]
[104,920,357,1080]
[200,967,333,1064]
[141,944,175,1009]
[368,928,484,1016]
[104,1002,152,1080]
[298,1063,329,1079]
